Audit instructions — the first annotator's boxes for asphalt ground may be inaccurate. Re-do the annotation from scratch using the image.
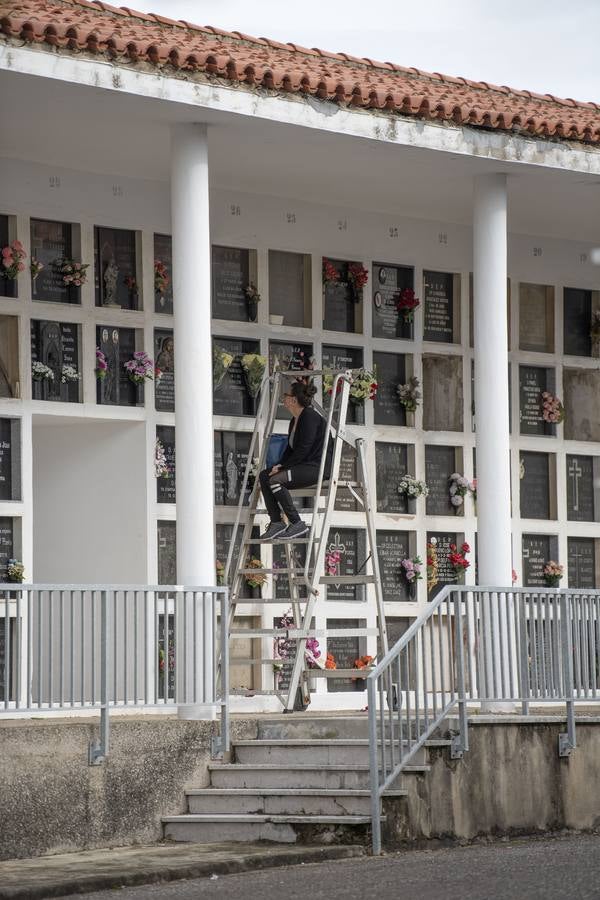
[77,833,600,900]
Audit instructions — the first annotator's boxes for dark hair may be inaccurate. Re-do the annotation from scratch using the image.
[290,379,317,408]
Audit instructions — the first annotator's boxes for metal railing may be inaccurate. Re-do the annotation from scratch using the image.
[0,584,229,763]
[367,586,600,854]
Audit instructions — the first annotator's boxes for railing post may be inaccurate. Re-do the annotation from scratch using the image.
[452,590,469,758]
[89,589,109,765]
[559,592,576,757]
[367,674,382,855]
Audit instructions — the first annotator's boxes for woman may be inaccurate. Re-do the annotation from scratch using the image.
[259,381,330,541]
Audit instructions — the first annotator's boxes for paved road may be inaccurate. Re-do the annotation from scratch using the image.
[81,834,600,900]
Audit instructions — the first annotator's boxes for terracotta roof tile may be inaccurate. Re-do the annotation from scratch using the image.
[1,0,599,144]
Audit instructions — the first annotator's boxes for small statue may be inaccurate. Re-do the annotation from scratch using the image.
[103,257,119,306]
[225,451,239,501]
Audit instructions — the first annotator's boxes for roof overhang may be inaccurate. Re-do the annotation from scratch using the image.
[3,40,600,178]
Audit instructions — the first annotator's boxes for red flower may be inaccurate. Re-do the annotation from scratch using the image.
[461,542,470,553]
[348,262,369,290]
[323,259,340,284]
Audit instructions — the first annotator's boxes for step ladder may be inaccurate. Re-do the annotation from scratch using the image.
[224,369,388,712]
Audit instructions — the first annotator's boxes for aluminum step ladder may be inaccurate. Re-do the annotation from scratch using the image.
[225,369,388,711]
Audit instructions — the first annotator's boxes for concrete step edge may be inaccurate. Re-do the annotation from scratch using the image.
[187,788,408,797]
[233,739,450,748]
[209,764,431,773]
[163,815,381,824]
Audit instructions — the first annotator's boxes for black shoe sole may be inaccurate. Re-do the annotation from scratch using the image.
[280,527,309,541]
[258,526,287,542]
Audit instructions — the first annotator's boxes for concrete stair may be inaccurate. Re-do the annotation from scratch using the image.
[162,715,451,846]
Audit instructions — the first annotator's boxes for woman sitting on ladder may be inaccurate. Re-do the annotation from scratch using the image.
[259,380,331,541]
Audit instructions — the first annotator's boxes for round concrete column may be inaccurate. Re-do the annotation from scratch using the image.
[171,123,216,720]
[473,174,514,709]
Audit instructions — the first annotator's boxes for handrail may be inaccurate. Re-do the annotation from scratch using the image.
[0,584,229,764]
[367,585,600,854]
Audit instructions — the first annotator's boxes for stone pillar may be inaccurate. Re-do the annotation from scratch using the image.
[171,123,216,719]
[473,174,514,708]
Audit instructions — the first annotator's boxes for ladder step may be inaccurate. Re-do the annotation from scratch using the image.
[229,627,380,638]
[239,568,309,576]
[319,575,375,585]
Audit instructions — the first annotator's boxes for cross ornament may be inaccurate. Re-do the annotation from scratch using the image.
[568,458,583,512]
[328,531,346,587]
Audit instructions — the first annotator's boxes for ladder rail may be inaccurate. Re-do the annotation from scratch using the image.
[356,437,388,658]
[284,375,352,710]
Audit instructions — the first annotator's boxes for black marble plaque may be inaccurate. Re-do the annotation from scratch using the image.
[0,517,14,579]
[427,531,459,597]
[379,617,415,685]
[566,454,595,522]
[323,259,355,333]
[522,534,553,587]
[156,425,175,504]
[96,326,139,407]
[214,430,252,506]
[325,528,366,602]
[154,329,175,412]
[326,618,361,693]
[269,250,307,328]
[269,340,314,420]
[215,524,260,599]
[520,451,550,520]
[0,617,15,701]
[0,215,16,299]
[519,366,552,436]
[423,271,454,343]
[322,344,364,425]
[212,246,251,321]
[568,537,596,589]
[373,351,406,426]
[425,446,457,516]
[213,337,260,417]
[376,442,409,514]
[564,288,592,358]
[158,612,175,700]
[335,444,359,512]
[154,234,173,315]
[30,219,76,304]
[0,418,20,502]
[157,520,176,585]
[272,542,307,600]
[94,227,138,310]
[372,262,414,340]
[377,530,411,602]
[31,320,80,403]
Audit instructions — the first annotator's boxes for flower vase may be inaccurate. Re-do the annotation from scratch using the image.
[32,379,43,401]
[247,299,258,323]
[408,581,417,601]
[544,576,561,588]
[592,334,600,359]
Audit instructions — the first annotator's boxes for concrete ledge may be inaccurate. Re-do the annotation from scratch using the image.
[0,842,366,900]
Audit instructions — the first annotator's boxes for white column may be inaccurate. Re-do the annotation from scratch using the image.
[473,174,512,584]
[171,123,216,719]
[473,174,514,709]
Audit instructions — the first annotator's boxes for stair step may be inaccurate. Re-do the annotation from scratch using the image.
[163,813,380,844]
[256,715,442,741]
[232,738,448,766]
[208,763,430,790]
[186,787,406,816]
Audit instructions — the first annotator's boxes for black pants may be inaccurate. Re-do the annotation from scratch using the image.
[259,465,320,524]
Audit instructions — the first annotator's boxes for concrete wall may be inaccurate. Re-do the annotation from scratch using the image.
[384,719,600,846]
[32,421,147,582]
[0,715,256,861]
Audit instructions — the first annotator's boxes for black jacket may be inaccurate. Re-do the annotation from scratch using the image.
[280,407,330,470]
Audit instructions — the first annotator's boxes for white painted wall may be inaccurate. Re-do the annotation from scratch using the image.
[32,420,147,583]
[2,154,600,709]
